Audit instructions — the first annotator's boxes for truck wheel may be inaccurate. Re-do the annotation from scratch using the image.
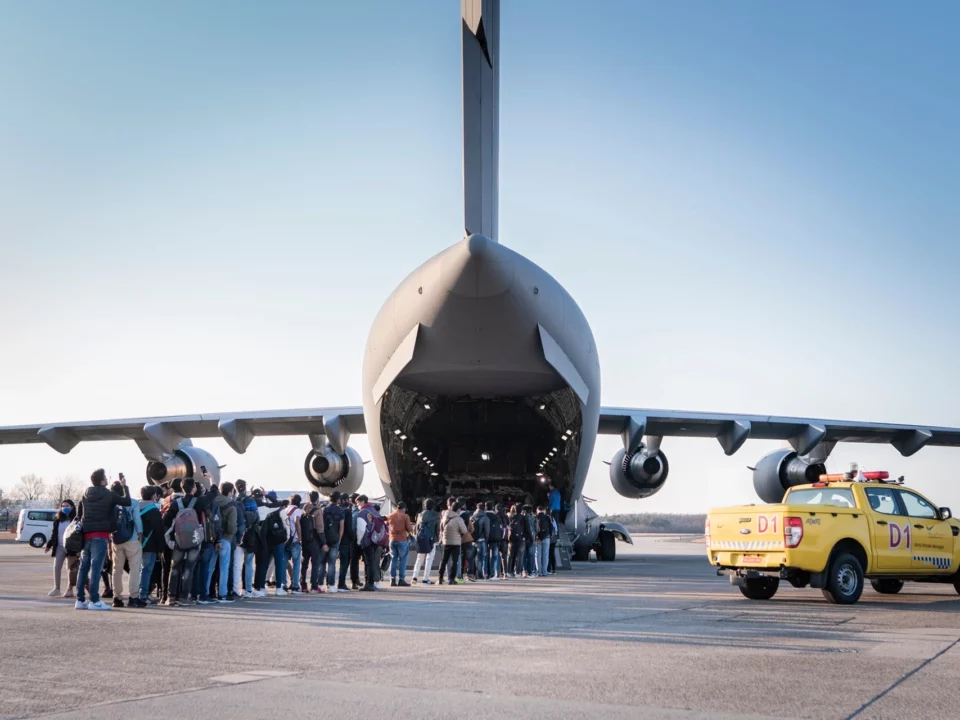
[870,579,904,595]
[738,577,779,600]
[822,552,864,604]
[598,530,616,561]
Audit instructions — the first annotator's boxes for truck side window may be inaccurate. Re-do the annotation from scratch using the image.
[897,491,937,519]
[864,487,900,516]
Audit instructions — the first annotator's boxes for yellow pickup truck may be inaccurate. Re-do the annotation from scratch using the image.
[706,471,960,604]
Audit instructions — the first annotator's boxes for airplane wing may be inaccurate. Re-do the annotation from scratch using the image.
[0,407,366,458]
[598,407,960,457]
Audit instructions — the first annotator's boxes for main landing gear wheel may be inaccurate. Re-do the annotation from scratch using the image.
[597,530,616,561]
[870,579,904,595]
[572,545,590,562]
[738,577,779,600]
[822,552,864,605]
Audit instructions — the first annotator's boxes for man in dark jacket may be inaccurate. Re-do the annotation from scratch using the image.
[76,469,131,610]
[471,504,490,580]
[212,482,238,602]
[131,485,164,608]
[162,478,209,606]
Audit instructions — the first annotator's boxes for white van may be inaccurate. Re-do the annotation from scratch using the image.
[16,508,58,548]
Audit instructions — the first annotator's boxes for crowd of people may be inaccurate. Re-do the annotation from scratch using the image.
[46,468,566,610]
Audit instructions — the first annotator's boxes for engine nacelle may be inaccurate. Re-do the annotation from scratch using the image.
[304,444,364,497]
[609,447,669,499]
[752,448,827,503]
[145,445,221,489]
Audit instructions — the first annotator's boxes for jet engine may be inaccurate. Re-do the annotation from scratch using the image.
[304,444,364,497]
[145,445,221,489]
[752,448,827,503]
[609,447,669,499]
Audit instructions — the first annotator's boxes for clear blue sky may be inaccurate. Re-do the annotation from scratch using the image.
[1,1,958,513]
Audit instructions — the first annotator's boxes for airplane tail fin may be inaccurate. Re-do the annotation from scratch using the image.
[461,0,500,242]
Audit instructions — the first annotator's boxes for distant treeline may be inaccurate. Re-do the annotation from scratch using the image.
[599,513,706,534]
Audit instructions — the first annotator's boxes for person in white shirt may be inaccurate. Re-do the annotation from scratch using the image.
[284,495,305,595]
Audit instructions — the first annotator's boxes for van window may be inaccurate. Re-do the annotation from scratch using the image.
[785,488,856,508]
[27,511,57,522]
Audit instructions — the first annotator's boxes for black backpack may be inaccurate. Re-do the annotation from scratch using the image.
[300,511,316,545]
[537,513,551,540]
[203,502,223,543]
[323,506,341,546]
[509,515,525,541]
[487,511,503,542]
[263,508,287,547]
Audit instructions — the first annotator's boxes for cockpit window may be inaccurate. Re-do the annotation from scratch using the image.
[785,488,856,508]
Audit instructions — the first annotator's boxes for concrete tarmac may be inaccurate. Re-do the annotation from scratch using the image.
[1,535,959,719]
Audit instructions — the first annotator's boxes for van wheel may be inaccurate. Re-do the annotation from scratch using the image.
[871,579,904,595]
[597,530,616,561]
[822,552,864,604]
[738,577,779,600]
[29,533,46,549]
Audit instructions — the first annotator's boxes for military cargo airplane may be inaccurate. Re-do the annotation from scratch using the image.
[3,0,960,561]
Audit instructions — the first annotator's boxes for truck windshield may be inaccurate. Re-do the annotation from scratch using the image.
[786,488,856,509]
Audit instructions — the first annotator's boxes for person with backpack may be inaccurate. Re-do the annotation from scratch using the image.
[284,494,305,595]
[458,504,476,582]
[162,478,206,606]
[299,491,326,593]
[471,503,490,580]
[44,498,79,598]
[437,502,468,585]
[321,491,343,592]
[129,485,164,607]
[108,478,144,608]
[387,501,414,587]
[254,490,289,596]
[535,506,552,578]
[195,484,222,604]
[347,493,362,590]
[507,505,526,579]
[355,495,386,591]
[485,502,504,581]
[75,469,132,611]
[238,482,261,597]
[212,482,238,602]
[337,493,356,592]
[411,498,440,585]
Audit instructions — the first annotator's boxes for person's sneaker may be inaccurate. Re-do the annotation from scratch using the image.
[48,588,60,597]
[398,580,411,587]
[253,589,267,598]
[422,579,434,585]
[63,588,75,598]
[88,600,112,611]
[198,596,214,605]
[181,597,196,606]
[328,586,338,594]
[390,579,397,587]
[276,587,287,596]
[113,597,125,608]
[351,583,360,591]
[218,596,235,603]
[102,589,114,599]
[374,582,383,590]
[489,576,499,581]
[226,593,237,601]
[129,598,147,608]
[291,589,305,595]
[411,578,418,584]
[74,600,88,610]
[454,578,465,585]
[338,584,350,592]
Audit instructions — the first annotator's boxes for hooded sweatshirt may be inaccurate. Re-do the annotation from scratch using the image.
[440,509,468,546]
[214,493,238,544]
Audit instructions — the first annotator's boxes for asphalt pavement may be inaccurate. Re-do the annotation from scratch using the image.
[1,535,959,719]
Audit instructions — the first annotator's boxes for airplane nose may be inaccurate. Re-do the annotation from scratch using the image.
[448,233,514,298]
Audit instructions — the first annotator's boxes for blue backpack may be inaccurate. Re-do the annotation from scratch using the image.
[139,502,159,548]
[112,504,135,545]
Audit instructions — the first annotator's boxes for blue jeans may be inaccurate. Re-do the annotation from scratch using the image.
[489,541,503,577]
[77,537,108,604]
[538,538,551,576]
[243,550,255,593]
[289,542,302,591]
[272,543,287,589]
[526,543,537,575]
[197,543,216,598]
[323,543,340,588]
[216,542,232,598]
[139,551,157,600]
[475,538,488,578]
[390,540,409,581]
